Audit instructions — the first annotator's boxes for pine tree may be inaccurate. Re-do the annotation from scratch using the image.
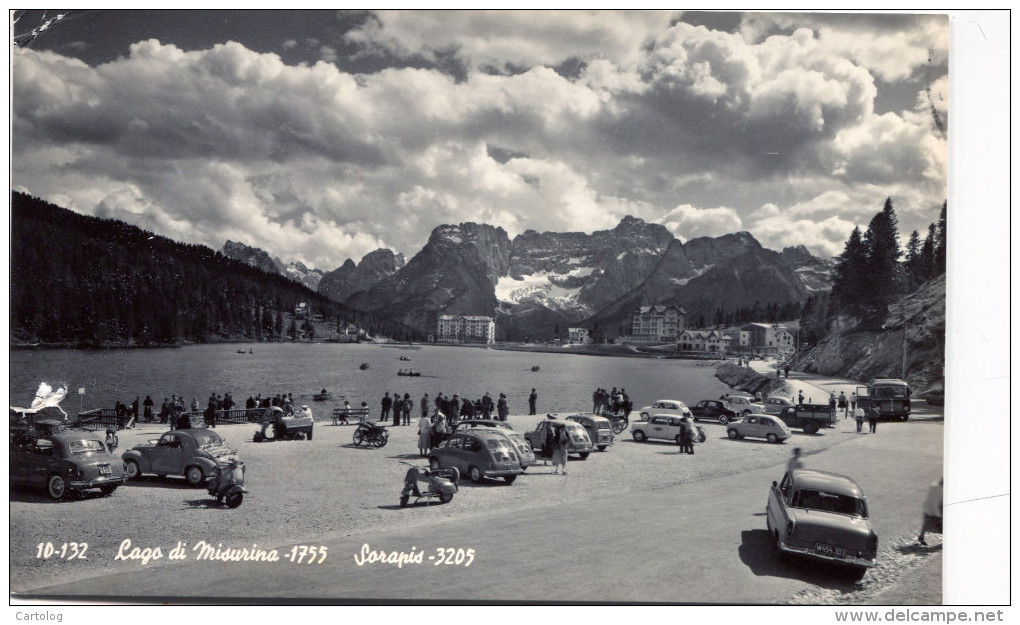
[904,230,922,288]
[830,226,869,317]
[861,197,901,320]
[920,223,938,282]
[934,200,947,275]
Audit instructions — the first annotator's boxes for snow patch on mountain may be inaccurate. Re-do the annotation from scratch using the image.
[496,268,592,311]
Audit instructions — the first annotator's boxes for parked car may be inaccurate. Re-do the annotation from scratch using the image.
[636,400,691,421]
[761,396,796,415]
[122,428,240,486]
[524,419,593,460]
[451,419,535,469]
[630,414,705,444]
[566,414,615,451]
[689,399,739,425]
[452,419,512,433]
[766,469,878,580]
[429,429,524,484]
[725,395,766,416]
[775,404,835,434]
[10,424,127,499]
[725,414,792,444]
[925,388,944,406]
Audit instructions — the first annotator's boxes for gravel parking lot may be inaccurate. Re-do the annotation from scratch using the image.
[11,411,860,593]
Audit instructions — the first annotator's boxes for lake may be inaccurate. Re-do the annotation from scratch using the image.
[9,343,734,417]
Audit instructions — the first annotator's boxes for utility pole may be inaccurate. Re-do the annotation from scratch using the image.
[901,299,908,379]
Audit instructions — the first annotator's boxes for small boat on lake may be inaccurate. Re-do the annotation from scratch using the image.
[359,363,370,370]
[398,356,411,361]
[531,365,541,372]
[397,370,421,377]
[313,389,332,401]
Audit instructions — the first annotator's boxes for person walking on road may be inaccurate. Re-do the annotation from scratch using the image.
[867,405,880,433]
[855,406,865,433]
[838,391,848,418]
[552,425,570,475]
[417,412,432,456]
[787,447,804,474]
[850,391,858,415]
[529,388,537,415]
[828,392,837,420]
[918,478,944,545]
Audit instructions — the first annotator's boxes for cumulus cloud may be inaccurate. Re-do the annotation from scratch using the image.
[656,204,744,240]
[10,12,948,273]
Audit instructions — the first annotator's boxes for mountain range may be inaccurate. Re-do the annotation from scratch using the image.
[226,217,834,340]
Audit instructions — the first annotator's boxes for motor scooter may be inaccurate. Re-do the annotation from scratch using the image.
[399,461,459,507]
[207,458,248,508]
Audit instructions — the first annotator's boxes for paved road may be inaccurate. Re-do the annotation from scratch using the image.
[29,409,943,603]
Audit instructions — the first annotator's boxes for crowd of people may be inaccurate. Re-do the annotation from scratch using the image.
[591,387,631,416]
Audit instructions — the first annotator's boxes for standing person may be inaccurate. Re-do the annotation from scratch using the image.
[592,389,601,415]
[543,419,557,465]
[828,392,837,420]
[837,391,848,418]
[855,405,865,433]
[552,424,570,475]
[191,397,200,412]
[417,412,433,456]
[497,393,508,421]
[784,364,790,378]
[528,388,537,415]
[917,478,944,545]
[461,396,474,419]
[402,393,412,426]
[448,394,461,428]
[392,391,401,427]
[431,412,448,448]
[421,393,430,420]
[159,398,170,425]
[849,391,858,415]
[867,404,880,433]
[142,395,154,422]
[381,392,392,422]
[787,447,804,474]
[131,396,140,420]
[679,416,695,455]
[797,390,804,405]
[482,392,493,419]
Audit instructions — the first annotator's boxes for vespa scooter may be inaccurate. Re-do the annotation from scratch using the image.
[208,458,248,508]
[399,461,458,507]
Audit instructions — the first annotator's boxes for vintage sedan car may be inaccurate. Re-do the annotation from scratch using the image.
[566,414,615,451]
[726,414,792,443]
[925,389,945,406]
[761,396,796,415]
[524,419,594,460]
[636,400,691,421]
[451,419,513,433]
[630,414,705,444]
[429,429,523,484]
[689,399,739,425]
[451,419,535,469]
[122,428,240,486]
[10,425,127,500]
[725,395,766,416]
[766,469,878,580]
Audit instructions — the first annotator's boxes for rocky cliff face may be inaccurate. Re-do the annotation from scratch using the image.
[791,275,945,391]
[222,240,279,274]
[317,249,406,302]
[277,259,324,291]
[780,245,836,293]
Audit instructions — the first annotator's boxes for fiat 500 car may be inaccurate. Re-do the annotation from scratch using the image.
[10,426,127,500]
[122,428,240,486]
[630,414,705,444]
[636,400,691,421]
[524,419,593,460]
[766,469,878,580]
[566,414,615,451]
[429,429,523,484]
[726,414,792,443]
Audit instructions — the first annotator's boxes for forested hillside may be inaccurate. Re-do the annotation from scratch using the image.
[9,192,414,346]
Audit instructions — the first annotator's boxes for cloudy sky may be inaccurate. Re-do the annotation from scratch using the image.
[11,10,948,271]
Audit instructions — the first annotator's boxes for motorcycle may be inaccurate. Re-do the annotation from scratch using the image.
[399,461,459,507]
[604,411,629,434]
[352,421,389,447]
[207,458,248,508]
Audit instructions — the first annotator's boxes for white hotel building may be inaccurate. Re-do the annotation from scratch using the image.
[436,315,496,344]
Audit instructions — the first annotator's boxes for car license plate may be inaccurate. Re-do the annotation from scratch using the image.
[815,543,848,558]
[99,466,112,475]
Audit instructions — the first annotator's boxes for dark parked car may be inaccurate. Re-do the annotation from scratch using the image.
[429,429,523,484]
[925,389,945,406]
[524,419,593,460]
[122,429,240,486]
[689,399,739,425]
[10,424,127,499]
[766,469,878,580]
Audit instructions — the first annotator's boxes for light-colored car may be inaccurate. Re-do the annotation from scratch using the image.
[524,419,593,460]
[630,414,705,444]
[761,396,796,415]
[122,429,240,486]
[429,429,523,484]
[566,414,615,451]
[636,400,691,421]
[10,425,127,499]
[766,469,878,580]
[725,414,792,444]
[725,395,766,416]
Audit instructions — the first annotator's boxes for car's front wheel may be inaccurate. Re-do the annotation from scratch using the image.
[185,465,205,486]
[632,430,647,442]
[727,428,740,439]
[639,412,649,421]
[803,422,820,435]
[718,415,730,425]
[469,466,484,483]
[125,459,141,480]
[577,452,589,460]
[767,433,779,444]
[503,475,517,485]
[47,474,68,500]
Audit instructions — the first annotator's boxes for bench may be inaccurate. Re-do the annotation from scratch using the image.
[332,407,370,425]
